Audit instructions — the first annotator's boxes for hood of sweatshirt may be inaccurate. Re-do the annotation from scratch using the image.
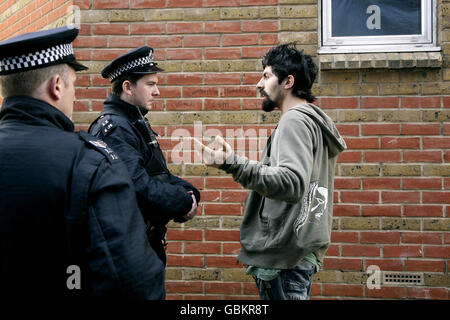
[290,103,347,158]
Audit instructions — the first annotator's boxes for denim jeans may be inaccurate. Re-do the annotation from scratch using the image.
[253,260,316,300]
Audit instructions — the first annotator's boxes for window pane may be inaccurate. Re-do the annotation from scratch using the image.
[331,0,421,37]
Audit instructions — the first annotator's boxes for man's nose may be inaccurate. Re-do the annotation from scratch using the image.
[153,86,160,96]
[256,78,264,89]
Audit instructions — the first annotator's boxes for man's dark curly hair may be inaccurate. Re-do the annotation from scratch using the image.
[262,42,317,103]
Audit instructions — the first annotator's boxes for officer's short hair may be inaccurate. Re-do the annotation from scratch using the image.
[0,64,70,98]
[111,73,145,96]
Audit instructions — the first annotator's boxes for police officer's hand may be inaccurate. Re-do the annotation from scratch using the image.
[183,191,198,221]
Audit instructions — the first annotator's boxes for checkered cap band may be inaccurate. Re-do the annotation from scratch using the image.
[0,43,74,73]
[108,56,154,82]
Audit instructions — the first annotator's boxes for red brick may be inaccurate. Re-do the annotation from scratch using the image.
[366,286,406,299]
[404,205,443,217]
[146,36,182,48]
[205,99,241,111]
[166,48,202,60]
[423,137,450,149]
[341,191,379,203]
[336,124,359,136]
[260,34,278,45]
[206,177,242,189]
[206,256,240,268]
[91,49,128,61]
[361,232,400,244]
[75,88,107,99]
[166,281,203,294]
[383,245,422,258]
[166,74,203,85]
[324,284,364,297]
[167,229,202,241]
[203,0,239,6]
[362,178,400,189]
[341,245,380,257]
[401,124,440,135]
[205,230,239,241]
[223,243,241,255]
[205,48,241,59]
[361,124,400,135]
[423,192,450,204]
[109,36,145,48]
[167,22,203,34]
[204,73,241,85]
[404,260,445,272]
[337,151,362,163]
[424,246,450,258]
[401,96,441,108]
[321,97,358,109]
[362,205,401,217]
[184,242,220,254]
[323,258,363,271]
[382,191,420,203]
[333,204,360,216]
[345,138,379,149]
[167,255,203,267]
[241,0,277,4]
[205,21,240,33]
[361,97,399,108]
[365,259,403,271]
[381,137,420,149]
[404,151,442,163]
[92,0,129,9]
[331,231,359,243]
[204,203,241,216]
[130,0,166,8]
[334,178,360,189]
[222,34,259,46]
[221,86,257,97]
[401,232,442,244]
[205,282,241,295]
[184,35,220,47]
[93,23,128,35]
[167,0,202,7]
[130,23,165,34]
[183,87,218,98]
[222,191,248,202]
[167,241,183,254]
[242,46,274,58]
[407,287,447,300]
[402,178,442,190]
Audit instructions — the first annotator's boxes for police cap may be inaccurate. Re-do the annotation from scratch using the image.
[0,26,88,75]
[101,46,164,83]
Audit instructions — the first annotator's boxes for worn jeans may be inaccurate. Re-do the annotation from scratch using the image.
[253,260,316,300]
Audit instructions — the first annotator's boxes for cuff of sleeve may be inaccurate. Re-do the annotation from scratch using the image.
[219,153,239,172]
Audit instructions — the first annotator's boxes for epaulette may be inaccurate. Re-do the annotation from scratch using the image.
[98,114,117,137]
[78,131,119,163]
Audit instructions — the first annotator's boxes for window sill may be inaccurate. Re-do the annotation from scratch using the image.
[318,51,442,70]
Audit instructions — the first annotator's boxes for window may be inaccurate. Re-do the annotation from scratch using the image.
[320,0,440,53]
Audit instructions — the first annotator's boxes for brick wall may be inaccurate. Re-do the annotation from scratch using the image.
[1,0,449,300]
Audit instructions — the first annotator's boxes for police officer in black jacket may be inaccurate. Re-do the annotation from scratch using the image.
[89,47,200,265]
[0,27,165,299]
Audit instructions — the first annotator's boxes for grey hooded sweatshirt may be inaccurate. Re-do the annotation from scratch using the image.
[220,103,347,269]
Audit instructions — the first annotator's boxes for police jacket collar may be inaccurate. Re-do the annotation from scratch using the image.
[103,93,148,121]
[0,95,74,132]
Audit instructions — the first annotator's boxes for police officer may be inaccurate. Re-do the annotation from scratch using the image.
[89,47,200,265]
[0,27,165,299]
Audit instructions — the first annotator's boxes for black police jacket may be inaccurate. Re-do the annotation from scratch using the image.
[0,96,165,299]
[89,94,200,226]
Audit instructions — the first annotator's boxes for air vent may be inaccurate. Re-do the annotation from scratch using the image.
[383,272,424,286]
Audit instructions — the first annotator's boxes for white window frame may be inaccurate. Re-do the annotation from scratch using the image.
[319,0,441,53]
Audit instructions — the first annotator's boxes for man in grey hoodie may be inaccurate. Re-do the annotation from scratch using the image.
[195,43,346,300]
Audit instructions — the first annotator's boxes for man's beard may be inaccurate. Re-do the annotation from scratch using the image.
[260,90,280,112]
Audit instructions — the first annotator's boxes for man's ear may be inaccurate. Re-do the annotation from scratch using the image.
[47,74,64,101]
[122,80,133,96]
[283,75,295,90]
